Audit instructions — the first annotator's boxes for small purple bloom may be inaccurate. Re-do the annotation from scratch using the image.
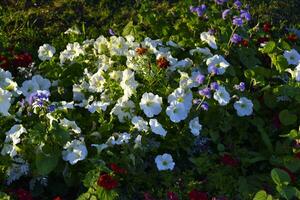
[210,82,219,90]
[199,87,211,98]
[234,82,246,91]
[190,5,207,17]
[109,28,115,36]
[208,65,219,75]
[208,29,216,35]
[231,33,243,44]
[222,9,231,20]
[28,90,50,106]
[196,74,205,84]
[201,102,209,111]
[232,16,243,27]
[234,0,242,9]
[240,10,251,21]
[48,105,56,112]
[193,99,201,105]
[215,0,227,5]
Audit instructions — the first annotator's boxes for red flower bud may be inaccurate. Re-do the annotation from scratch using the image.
[108,163,127,174]
[220,154,239,167]
[188,189,208,200]
[263,23,272,33]
[156,57,170,69]
[97,173,118,190]
[241,39,249,47]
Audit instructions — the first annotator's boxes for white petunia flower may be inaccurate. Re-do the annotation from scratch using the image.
[233,97,253,117]
[149,119,167,137]
[200,32,217,49]
[108,132,131,145]
[1,144,18,158]
[189,117,202,136]
[168,88,193,111]
[32,75,51,91]
[206,55,230,75]
[91,143,109,153]
[38,44,56,61]
[170,58,193,71]
[155,153,175,171]
[109,36,129,56]
[140,92,163,118]
[86,101,110,113]
[4,124,27,145]
[88,69,106,93]
[283,49,300,65]
[62,139,88,165]
[178,71,194,89]
[59,118,81,134]
[166,101,188,123]
[6,157,29,185]
[110,99,135,123]
[296,65,300,82]
[0,88,12,116]
[213,86,230,106]
[0,69,12,88]
[120,69,138,100]
[20,80,39,98]
[131,116,149,132]
[189,47,213,57]
[93,35,108,54]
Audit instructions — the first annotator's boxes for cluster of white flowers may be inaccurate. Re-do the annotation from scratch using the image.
[62,138,88,165]
[20,74,51,100]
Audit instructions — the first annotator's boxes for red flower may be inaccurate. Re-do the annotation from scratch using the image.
[156,57,170,69]
[220,154,239,167]
[0,55,9,70]
[108,163,127,174]
[287,34,298,42]
[295,152,300,159]
[188,189,208,200]
[241,39,249,47]
[167,191,179,200]
[97,173,118,190]
[12,53,32,68]
[263,23,272,33]
[53,197,62,200]
[279,167,296,183]
[15,188,33,200]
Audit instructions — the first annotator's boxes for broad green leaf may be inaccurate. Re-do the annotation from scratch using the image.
[260,41,276,53]
[271,168,291,186]
[279,110,297,126]
[35,147,59,176]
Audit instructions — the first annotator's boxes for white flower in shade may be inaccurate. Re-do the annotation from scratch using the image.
[20,80,39,98]
[0,88,12,116]
[0,69,12,87]
[108,132,131,145]
[149,119,167,137]
[213,86,230,106]
[155,153,175,171]
[295,65,300,82]
[62,139,88,165]
[234,97,253,117]
[109,70,122,81]
[4,124,26,145]
[120,69,138,100]
[168,88,193,111]
[86,101,110,113]
[38,44,56,61]
[131,116,149,132]
[91,143,108,153]
[140,92,162,118]
[134,134,142,148]
[189,47,213,57]
[109,36,129,56]
[6,157,29,185]
[59,118,81,134]
[64,27,81,35]
[110,99,135,123]
[189,117,202,136]
[32,75,51,91]
[93,35,108,54]
[200,32,217,49]
[206,55,230,75]
[178,71,194,89]
[170,58,193,71]
[73,84,85,102]
[88,70,106,93]
[284,49,300,65]
[1,144,17,158]
[166,101,188,123]
[60,42,84,64]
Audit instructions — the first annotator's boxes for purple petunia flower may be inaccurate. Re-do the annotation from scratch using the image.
[215,0,227,5]
[231,33,243,44]
[234,0,242,9]
[208,65,219,75]
[208,29,216,35]
[232,16,243,26]
[47,105,56,112]
[210,82,219,90]
[201,102,209,111]
[190,5,207,17]
[240,10,251,21]
[109,28,115,36]
[222,9,231,20]
[196,74,205,84]
[28,90,50,106]
[199,87,211,98]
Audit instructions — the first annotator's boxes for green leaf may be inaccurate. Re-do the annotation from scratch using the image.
[273,55,289,72]
[253,190,272,200]
[35,146,59,176]
[260,41,276,53]
[279,110,297,126]
[271,168,291,186]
